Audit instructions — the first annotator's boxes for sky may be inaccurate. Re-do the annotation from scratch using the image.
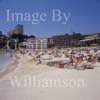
[0,0,100,37]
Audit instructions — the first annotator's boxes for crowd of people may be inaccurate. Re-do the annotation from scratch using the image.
[19,47,100,70]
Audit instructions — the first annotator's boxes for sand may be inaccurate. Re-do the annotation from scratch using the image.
[0,54,100,100]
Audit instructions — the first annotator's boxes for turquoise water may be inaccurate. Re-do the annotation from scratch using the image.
[0,53,13,70]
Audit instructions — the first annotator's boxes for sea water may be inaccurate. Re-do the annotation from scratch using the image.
[0,53,13,70]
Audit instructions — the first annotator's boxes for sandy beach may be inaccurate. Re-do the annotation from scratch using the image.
[0,53,100,100]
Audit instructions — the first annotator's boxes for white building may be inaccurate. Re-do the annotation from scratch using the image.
[23,38,48,50]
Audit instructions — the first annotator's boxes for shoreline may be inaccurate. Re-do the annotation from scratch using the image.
[1,52,100,79]
[0,54,20,79]
[0,51,100,100]
[1,46,100,80]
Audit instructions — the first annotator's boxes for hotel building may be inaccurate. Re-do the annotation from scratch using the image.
[23,38,48,49]
[7,24,24,37]
[50,34,68,48]
[80,33,100,46]
[14,24,24,35]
